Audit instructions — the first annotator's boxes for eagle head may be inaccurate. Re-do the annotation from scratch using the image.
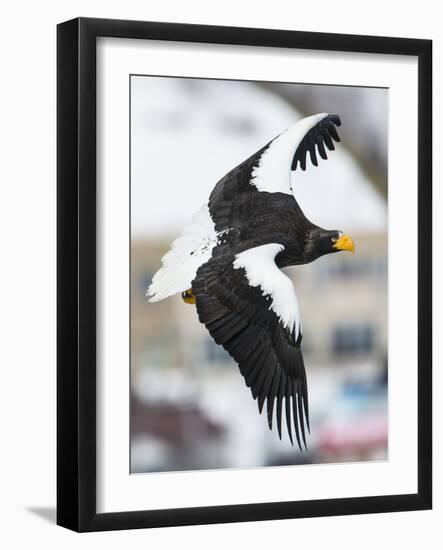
[304,228,355,262]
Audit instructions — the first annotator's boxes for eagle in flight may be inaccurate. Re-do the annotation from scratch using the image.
[147,113,355,450]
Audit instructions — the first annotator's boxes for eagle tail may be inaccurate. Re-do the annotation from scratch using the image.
[146,204,217,302]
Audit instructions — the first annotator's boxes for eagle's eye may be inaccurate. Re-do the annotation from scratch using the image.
[331,237,337,243]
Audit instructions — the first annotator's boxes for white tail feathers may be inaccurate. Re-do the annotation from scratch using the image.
[147,204,218,302]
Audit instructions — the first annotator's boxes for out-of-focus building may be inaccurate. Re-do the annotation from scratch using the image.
[131,239,179,374]
[294,231,387,367]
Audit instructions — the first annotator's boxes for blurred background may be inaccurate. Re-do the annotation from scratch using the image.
[130,76,388,473]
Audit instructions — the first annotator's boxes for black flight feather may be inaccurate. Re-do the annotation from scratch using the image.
[292,391,303,451]
[276,375,286,440]
[297,385,308,450]
[292,114,341,171]
[194,255,310,449]
[285,381,294,446]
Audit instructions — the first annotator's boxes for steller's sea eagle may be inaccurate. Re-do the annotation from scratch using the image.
[147,113,355,450]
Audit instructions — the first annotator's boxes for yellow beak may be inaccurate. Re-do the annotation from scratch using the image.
[333,234,355,254]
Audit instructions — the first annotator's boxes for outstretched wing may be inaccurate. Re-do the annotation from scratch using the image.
[147,113,342,302]
[209,113,341,233]
[192,243,310,449]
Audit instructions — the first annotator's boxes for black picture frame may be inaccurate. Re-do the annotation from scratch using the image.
[57,17,432,532]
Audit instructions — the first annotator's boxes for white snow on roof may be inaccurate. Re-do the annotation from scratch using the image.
[131,77,386,238]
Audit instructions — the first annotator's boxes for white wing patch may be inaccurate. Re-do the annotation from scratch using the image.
[147,204,222,302]
[250,113,328,195]
[233,244,301,337]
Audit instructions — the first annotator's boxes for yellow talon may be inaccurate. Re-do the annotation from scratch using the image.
[181,289,196,304]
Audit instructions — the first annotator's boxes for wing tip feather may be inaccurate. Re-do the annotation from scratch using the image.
[291,113,342,172]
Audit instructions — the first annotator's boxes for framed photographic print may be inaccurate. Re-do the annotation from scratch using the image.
[57,17,432,532]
